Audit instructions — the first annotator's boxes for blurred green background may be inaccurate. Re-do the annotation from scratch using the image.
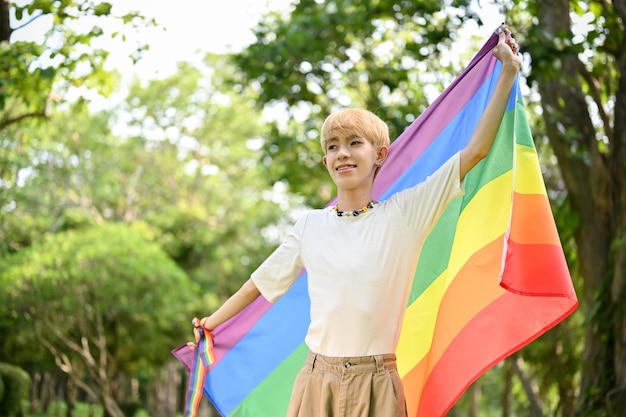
[1,0,624,416]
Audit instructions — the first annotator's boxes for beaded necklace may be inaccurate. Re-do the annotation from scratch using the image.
[333,201,377,217]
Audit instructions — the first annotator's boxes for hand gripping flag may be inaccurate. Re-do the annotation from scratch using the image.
[173,30,578,417]
[182,317,216,417]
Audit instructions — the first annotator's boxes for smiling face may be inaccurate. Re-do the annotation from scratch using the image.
[320,109,390,193]
[323,134,384,191]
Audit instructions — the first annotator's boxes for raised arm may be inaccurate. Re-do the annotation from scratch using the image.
[459,26,523,180]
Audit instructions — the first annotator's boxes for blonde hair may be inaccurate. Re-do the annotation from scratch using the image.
[320,108,390,152]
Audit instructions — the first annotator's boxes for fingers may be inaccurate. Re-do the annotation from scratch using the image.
[492,24,523,70]
[507,35,520,55]
[188,316,214,351]
[495,24,519,55]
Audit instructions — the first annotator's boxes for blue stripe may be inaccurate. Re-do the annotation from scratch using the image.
[205,274,310,415]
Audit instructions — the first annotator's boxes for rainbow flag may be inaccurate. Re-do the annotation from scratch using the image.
[173,32,578,416]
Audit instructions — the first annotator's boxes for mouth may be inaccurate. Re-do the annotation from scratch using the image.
[336,164,356,172]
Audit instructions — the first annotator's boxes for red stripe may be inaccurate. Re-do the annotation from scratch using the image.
[503,192,575,297]
[501,242,573,296]
[415,290,577,416]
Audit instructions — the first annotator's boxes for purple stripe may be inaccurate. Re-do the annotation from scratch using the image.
[372,34,499,197]
[172,295,273,371]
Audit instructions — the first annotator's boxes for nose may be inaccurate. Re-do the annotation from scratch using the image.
[337,144,350,158]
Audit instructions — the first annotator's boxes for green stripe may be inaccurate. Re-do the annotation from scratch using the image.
[514,97,535,148]
[229,343,308,417]
[408,109,516,304]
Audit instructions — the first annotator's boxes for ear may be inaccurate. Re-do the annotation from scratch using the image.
[322,155,327,166]
[377,145,389,164]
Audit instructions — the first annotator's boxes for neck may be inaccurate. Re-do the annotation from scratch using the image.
[335,190,374,212]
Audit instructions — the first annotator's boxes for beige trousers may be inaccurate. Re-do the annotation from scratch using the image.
[286,351,408,417]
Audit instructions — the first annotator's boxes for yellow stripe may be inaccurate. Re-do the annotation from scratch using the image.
[396,170,513,376]
[515,144,547,195]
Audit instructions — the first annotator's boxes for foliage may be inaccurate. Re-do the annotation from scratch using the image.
[0,1,153,129]
[115,54,300,301]
[1,53,294,296]
[0,50,298,415]
[0,222,194,415]
[1,222,195,365]
[0,362,31,417]
[233,0,485,206]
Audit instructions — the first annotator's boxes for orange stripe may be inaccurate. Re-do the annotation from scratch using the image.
[401,236,507,412]
[510,192,561,245]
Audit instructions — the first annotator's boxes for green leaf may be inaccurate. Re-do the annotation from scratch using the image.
[93,2,113,16]
[39,67,56,79]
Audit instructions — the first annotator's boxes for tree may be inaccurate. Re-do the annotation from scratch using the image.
[116,55,300,301]
[233,0,481,207]
[0,223,196,417]
[0,0,152,129]
[508,0,626,414]
[0,52,298,415]
[0,0,152,257]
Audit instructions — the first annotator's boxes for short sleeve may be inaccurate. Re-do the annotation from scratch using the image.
[250,212,307,303]
[390,151,465,233]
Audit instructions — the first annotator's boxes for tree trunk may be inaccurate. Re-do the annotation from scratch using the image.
[65,377,78,417]
[147,362,183,417]
[469,379,480,417]
[101,386,124,417]
[0,0,10,43]
[30,372,42,414]
[501,358,512,417]
[41,371,56,414]
[529,0,626,415]
[512,355,546,417]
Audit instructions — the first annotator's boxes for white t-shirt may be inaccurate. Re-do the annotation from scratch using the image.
[251,152,464,357]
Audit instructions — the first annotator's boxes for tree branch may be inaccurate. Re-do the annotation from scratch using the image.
[40,336,99,400]
[513,354,547,417]
[575,58,613,143]
[0,109,49,130]
[11,11,46,33]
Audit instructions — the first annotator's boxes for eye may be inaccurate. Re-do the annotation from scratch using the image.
[351,140,362,146]
[327,144,337,151]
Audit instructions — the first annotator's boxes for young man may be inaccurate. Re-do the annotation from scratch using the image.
[190,26,522,417]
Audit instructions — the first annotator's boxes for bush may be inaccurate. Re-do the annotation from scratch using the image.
[0,363,31,417]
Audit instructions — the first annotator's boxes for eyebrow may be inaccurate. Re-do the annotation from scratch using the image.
[326,134,361,143]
